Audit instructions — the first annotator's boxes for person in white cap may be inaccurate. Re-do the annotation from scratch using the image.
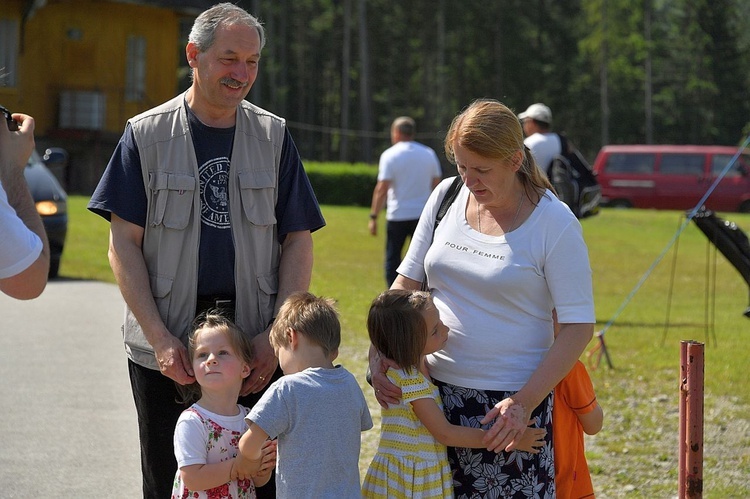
[518,103,561,175]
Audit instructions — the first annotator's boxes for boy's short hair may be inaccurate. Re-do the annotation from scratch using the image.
[270,292,340,357]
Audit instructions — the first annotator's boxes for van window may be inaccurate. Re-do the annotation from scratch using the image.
[660,154,704,175]
[606,153,655,174]
[711,154,748,178]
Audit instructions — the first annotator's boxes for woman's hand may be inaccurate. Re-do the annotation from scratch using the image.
[480,398,528,453]
[368,347,402,408]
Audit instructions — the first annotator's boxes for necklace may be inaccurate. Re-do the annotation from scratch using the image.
[477,190,524,234]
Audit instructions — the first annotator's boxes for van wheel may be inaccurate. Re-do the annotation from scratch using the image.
[609,199,632,209]
[740,200,750,213]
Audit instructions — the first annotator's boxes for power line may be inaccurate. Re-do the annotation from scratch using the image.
[285,120,444,141]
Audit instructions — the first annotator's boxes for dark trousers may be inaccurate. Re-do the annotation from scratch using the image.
[385,219,419,287]
[128,360,282,499]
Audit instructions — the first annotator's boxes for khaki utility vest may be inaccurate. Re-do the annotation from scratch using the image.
[124,93,284,370]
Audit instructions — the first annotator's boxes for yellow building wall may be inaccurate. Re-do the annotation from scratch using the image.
[1,0,181,135]
[0,0,26,113]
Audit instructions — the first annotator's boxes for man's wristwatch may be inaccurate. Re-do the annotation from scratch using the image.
[369,213,378,220]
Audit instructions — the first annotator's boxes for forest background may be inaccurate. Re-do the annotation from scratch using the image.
[225,0,750,168]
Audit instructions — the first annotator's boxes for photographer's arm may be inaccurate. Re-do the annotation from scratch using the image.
[0,113,50,299]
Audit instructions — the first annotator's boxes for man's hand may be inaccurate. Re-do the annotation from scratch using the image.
[241,328,278,395]
[153,334,195,385]
[368,217,378,236]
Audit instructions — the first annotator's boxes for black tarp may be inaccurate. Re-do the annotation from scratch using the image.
[691,206,750,318]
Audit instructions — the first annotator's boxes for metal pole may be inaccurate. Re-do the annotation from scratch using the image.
[679,342,687,497]
[679,340,704,498]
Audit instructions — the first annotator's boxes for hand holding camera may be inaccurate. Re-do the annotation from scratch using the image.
[1,105,20,131]
[0,106,35,178]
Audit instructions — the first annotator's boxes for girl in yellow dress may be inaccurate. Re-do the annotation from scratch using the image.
[363,290,544,498]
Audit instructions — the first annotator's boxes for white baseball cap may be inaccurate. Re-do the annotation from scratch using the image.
[518,103,552,124]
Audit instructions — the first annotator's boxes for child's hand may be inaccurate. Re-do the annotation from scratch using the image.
[253,439,277,478]
[510,421,547,454]
[232,452,262,481]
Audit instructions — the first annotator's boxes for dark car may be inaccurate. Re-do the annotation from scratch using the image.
[23,147,68,278]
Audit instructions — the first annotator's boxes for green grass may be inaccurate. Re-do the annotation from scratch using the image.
[63,197,750,497]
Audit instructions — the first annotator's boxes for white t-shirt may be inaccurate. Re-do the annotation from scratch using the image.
[0,181,43,279]
[397,178,595,392]
[378,140,442,221]
[524,132,562,172]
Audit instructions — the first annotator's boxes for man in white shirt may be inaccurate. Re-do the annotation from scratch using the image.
[519,103,562,174]
[369,116,442,286]
[0,109,49,299]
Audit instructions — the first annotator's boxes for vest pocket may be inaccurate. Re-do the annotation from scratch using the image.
[238,170,277,226]
[150,273,174,321]
[256,270,278,327]
[148,172,196,229]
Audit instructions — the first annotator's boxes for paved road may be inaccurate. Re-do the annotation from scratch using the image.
[0,280,141,498]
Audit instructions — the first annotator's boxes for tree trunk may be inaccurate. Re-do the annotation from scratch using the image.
[340,0,352,161]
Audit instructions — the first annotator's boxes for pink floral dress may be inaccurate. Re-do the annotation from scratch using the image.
[171,406,256,499]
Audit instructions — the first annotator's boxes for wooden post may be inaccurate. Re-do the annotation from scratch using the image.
[679,340,704,498]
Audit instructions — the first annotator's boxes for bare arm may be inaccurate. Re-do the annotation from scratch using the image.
[579,402,604,435]
[481,322,594,452]
[0,113,50,299]
[235,422,271,479]
[411,393,545,454]
[243,230,313,394]
[179,460,236,492]
[109,213,194,384]
[368,179,390,236]
[411,397,486,448]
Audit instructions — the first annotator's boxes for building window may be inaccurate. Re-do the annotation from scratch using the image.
[125,35,146,102]
[0,19,19,88]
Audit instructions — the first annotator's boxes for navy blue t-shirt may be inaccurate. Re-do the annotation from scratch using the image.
[88,104,325,297]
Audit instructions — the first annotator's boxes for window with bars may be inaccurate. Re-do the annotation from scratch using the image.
[125,35,146,101]
[0,18,19,88]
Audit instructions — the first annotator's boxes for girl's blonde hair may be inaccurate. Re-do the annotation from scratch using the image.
[367,290,432,373]
[178,311,254,404]
[445,98,554,201]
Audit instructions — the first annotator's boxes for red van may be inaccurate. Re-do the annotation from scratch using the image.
[592,145,750,212]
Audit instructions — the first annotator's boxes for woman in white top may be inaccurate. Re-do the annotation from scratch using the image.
[369,99,595,498]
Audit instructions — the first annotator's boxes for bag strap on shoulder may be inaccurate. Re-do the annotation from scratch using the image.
[433,175,464,232]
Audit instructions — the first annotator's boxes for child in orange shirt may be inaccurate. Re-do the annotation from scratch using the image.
[553,359,604,498]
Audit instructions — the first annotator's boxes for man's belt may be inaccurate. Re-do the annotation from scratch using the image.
[196,296,236,315]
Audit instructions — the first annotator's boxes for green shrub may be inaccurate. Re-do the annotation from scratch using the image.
[304,161,377,207]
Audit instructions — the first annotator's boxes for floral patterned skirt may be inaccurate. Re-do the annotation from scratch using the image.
[433,380,555,499]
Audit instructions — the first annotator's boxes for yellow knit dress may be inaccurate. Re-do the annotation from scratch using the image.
[362,367,453,498]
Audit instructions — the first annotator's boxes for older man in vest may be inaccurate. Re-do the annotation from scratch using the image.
[88,4,325,498]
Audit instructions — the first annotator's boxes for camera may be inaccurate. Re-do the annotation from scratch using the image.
[0,105,19,131]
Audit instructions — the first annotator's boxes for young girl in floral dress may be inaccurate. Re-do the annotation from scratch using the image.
[171,312,275,499]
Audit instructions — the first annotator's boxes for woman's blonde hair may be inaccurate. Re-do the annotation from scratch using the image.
[445,98,553,201]
[367,290,432,373]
